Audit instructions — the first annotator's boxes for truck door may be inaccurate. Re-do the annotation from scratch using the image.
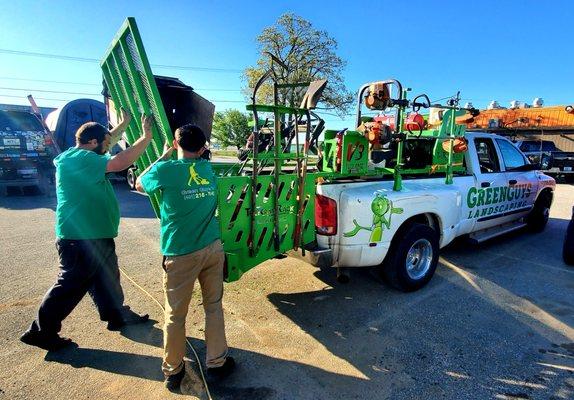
[465,137,508,231]
[495,138,538,219]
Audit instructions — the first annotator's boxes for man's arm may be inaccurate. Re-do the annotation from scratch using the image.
[135,143,174,193]
[109,108,132,140]
[107,115,153,173]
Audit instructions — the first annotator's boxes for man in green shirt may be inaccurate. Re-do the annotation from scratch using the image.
[21,112,153,350]
[136,124,234,392]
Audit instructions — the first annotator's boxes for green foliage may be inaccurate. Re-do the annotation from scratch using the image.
[243,13,353,117]
[211,109,251,149]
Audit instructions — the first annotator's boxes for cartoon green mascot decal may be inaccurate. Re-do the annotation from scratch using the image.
[344,194,404,241]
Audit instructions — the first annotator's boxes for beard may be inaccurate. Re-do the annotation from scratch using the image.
[93,142,105,155]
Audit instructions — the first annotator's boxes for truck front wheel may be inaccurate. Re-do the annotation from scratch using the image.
[381,223,439,292]
[527,192,551,232]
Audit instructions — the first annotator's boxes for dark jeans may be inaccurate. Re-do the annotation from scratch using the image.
[27,238,125,336]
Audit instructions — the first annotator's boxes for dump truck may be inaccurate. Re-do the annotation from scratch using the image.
[100,18,555,292]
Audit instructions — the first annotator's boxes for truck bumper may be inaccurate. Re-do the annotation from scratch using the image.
[289,245,333,268]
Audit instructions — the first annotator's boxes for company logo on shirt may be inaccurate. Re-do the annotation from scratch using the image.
[188,163,210,186]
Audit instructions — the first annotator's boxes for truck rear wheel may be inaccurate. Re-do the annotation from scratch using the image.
[381,223,439,292]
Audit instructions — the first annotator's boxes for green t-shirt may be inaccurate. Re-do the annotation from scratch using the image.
[140,158,220,256]
[54,148,120,239]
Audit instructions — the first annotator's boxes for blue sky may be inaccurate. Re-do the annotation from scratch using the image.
[1,0,573,129]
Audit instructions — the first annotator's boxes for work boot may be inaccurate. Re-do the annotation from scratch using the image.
[107,313,149,331]
[207,357,236,379]
[165,364,186,392]
[20,330,75,351]
[107,306,149,331]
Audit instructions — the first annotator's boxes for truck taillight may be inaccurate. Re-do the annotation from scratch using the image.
[315,194,337,235]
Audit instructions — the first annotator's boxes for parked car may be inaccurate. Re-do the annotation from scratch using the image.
[0,110,55,192]
[514,139,574,179]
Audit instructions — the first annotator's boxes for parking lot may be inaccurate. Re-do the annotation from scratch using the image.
[0,182,572,400]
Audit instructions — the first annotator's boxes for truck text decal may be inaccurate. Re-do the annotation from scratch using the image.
[466,183,532,220]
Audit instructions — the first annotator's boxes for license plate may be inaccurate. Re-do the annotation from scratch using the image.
[564,166,572,171]
[18,169,37,175]
[2,138,20,146]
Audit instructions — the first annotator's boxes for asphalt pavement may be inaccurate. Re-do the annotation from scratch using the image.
[0,181,572,400]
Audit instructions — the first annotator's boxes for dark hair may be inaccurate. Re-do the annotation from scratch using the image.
[76,122,109,145]
[175,124,206,152]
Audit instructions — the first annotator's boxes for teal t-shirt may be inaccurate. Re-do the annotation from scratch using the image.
[140,158,220,256]
[54,147,120,239]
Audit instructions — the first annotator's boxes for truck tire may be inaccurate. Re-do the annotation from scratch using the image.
[126,167,137,190]
[563,207,574,266]
[381,223,439,292]
[527,192,551,232]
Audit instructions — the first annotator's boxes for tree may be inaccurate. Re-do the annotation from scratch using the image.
[211,109,251,149]
[243,13,353,117]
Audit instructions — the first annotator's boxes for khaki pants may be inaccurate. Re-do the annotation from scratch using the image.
[162,240,228,376]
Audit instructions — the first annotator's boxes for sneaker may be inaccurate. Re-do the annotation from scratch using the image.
[20,330,75,351]
[107,313,149,331]
[207,356,235,379]
[165,364,185,392]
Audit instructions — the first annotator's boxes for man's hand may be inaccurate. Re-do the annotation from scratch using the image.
[119,108,132,126]
[109,108,132,140]
[141,114,154,142]
[107,114,154,173]
[161,141,175,160]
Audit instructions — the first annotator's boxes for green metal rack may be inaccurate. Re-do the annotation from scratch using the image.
[101,18,318,282]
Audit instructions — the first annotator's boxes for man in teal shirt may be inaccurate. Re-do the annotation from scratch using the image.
[21,112,153,350]
[136,124,234,392]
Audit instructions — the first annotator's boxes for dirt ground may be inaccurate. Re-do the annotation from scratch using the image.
[0,183,572,400]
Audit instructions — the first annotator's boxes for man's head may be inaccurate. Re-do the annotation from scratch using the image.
[76,122,111,154]
[174,124,206,158]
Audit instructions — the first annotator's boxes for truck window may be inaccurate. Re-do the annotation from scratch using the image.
[518,141,538,152]
[541,141,558,152]
[474,138,500,173]
[496,139,527,170]
[0,111,43,131]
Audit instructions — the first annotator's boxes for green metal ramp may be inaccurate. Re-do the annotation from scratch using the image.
[101,17,171,216]
[101,18,318,282]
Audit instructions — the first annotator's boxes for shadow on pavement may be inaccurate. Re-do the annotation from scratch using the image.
[266,218,573,399]
[44,347,164,382]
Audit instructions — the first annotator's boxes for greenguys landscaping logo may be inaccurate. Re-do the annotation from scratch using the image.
[188,163,210,186]
[181,163,215,200]
[466,183,532,219]
[344,194,403,242]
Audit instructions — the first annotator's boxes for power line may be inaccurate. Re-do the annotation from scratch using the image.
[0,76,100,86]
[0,48,242,73]
[0,76,243,92]
[0,94,68,102]
[0,86,100,96]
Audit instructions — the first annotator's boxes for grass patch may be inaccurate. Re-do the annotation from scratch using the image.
[212,149,238,157]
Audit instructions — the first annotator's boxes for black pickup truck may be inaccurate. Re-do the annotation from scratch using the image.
[0,110,55,192]
[514,140,574,179]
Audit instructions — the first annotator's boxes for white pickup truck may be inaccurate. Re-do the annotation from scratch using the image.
[310,131,556,291]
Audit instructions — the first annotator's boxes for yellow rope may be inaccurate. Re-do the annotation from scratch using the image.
[118,267,213,400]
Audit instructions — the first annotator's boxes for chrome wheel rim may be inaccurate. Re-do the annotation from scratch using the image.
[406,239,433,280]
